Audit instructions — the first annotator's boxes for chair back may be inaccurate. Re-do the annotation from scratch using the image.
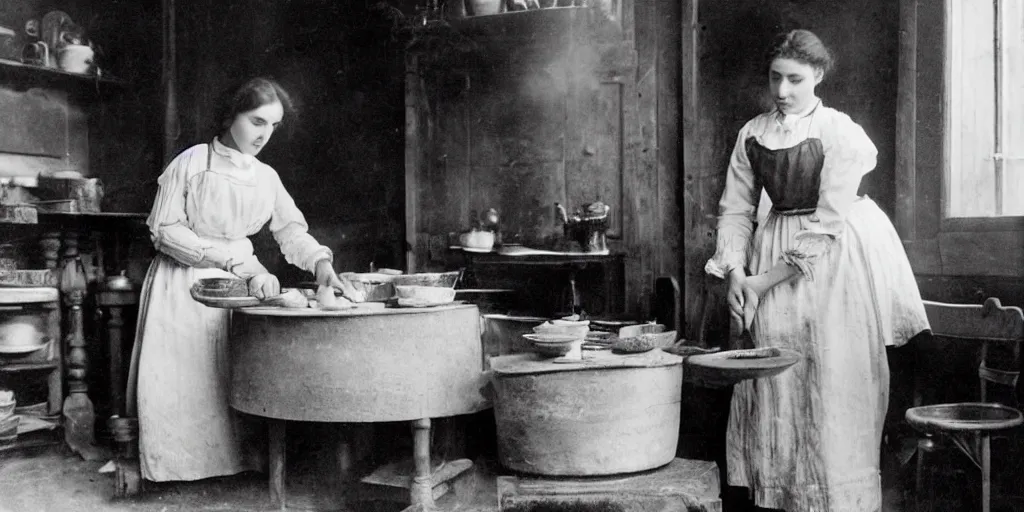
[922,298,1024,403]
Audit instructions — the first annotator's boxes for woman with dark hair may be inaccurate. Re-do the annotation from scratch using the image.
[126,77,358,481]
[705,30,929,511]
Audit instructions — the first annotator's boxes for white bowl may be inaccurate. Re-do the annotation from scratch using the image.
[532,321,589,339]
[0,315,42,347]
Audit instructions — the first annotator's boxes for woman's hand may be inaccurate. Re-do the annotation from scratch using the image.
[726,268,747,329]
[314,259,365,303]
[247,273,281,300]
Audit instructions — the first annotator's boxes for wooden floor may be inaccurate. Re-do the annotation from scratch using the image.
[4,429,1024,511]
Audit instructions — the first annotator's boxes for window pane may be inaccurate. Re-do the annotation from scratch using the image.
[949,0,997,217]
[1002,0,1024,215]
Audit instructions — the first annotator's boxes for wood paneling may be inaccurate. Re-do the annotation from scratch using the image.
[407,6,662,316]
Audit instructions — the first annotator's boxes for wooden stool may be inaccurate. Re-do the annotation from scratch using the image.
[905,298,1024,512]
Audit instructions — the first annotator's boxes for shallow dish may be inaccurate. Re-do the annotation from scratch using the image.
[193,277,249,298]
[0,338,47,355]
[684,348,802,388]
[522,333,579,344]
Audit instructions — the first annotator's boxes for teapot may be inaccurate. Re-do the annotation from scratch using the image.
[554,201,610,254]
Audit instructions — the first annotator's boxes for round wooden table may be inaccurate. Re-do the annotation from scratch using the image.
[229,303,490,510]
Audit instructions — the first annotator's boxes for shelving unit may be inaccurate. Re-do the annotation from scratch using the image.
[0,287,63,453]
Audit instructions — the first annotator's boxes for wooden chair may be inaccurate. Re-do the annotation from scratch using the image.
[905,298,1024,512]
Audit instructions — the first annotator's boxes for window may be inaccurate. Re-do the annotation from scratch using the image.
[947,0,1024,217]
[896,0,1024,278]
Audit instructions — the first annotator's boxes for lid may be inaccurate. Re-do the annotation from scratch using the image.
[490,349,683,376]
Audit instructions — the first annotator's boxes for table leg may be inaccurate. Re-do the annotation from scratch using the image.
[335,429,352,509]
[268,419,286,511]
[108,305,125,417]
[410,418,435,509]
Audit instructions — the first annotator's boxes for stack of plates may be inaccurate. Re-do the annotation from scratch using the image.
[522,333,578,357]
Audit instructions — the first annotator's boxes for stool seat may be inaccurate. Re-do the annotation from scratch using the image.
[906,402,1023,434]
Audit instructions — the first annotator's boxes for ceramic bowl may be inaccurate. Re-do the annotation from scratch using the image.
[394,285,456,304]
[460,230,495,252]
[532,321,589,339]
[0,414,19,442]
[0,393,15,419]
[57,43,93,74]
[0,315,42,347]
[391,271,462,288]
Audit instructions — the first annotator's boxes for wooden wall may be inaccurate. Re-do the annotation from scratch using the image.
[0,0,94,179]
[407,2,682,318]
[167,0,411,279]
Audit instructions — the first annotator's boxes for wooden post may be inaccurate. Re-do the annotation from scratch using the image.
[60,231,102,461]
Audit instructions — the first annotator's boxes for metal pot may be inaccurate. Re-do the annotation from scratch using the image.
[103,271,133,291]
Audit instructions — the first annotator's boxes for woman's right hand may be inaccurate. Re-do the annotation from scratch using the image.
[726,268,746,328]
[247,273,281,300]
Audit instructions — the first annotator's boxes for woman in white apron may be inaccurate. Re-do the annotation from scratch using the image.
[705,30,930,511]
[125,77,355,482]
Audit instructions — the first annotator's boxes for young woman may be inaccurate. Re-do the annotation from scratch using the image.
[705,30,930,511]
[126,77,357,481]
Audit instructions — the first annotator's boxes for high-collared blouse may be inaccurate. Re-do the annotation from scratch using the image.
[147,137,331,273]
[706,102,878,278]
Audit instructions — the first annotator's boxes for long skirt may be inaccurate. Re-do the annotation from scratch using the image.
[727,197,929,512]
[125,254,264,481]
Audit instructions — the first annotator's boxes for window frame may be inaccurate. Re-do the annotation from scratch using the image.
[897,0,1024,278]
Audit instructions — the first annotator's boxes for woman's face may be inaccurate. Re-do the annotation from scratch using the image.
[769,57,823,115]
[223,100,284,156]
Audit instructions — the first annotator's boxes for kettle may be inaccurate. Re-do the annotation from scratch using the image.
[554,201,610,254]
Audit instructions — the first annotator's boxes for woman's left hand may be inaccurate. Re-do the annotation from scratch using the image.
[314,259,365,302]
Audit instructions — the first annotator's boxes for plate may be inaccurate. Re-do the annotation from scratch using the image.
[683,348,802,388]
[0,338,47,354]
[461,247,493,253]
[522,333,579,344]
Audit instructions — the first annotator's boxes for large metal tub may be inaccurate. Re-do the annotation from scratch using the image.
[490,351,684,476]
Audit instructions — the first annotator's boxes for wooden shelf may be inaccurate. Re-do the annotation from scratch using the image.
[0,58,127,91]
[449,6,624,45]
[39,211,147,220]
[0,361,59,372]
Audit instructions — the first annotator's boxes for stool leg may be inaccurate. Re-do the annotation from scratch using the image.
[982,434,991,512]
[268,419,286,511]
[915,439,928,512]
[410,418,435,509]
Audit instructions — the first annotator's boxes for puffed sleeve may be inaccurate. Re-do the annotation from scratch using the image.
[705,120,761,279]
[267,172,333,273]
[781,112,877,279]
[147,146,213,267]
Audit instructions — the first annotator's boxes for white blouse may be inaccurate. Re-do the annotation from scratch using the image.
[147,138,332,273]
[707,102,878,278]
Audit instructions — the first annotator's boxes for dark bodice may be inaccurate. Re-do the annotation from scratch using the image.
[745,137,825,213]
